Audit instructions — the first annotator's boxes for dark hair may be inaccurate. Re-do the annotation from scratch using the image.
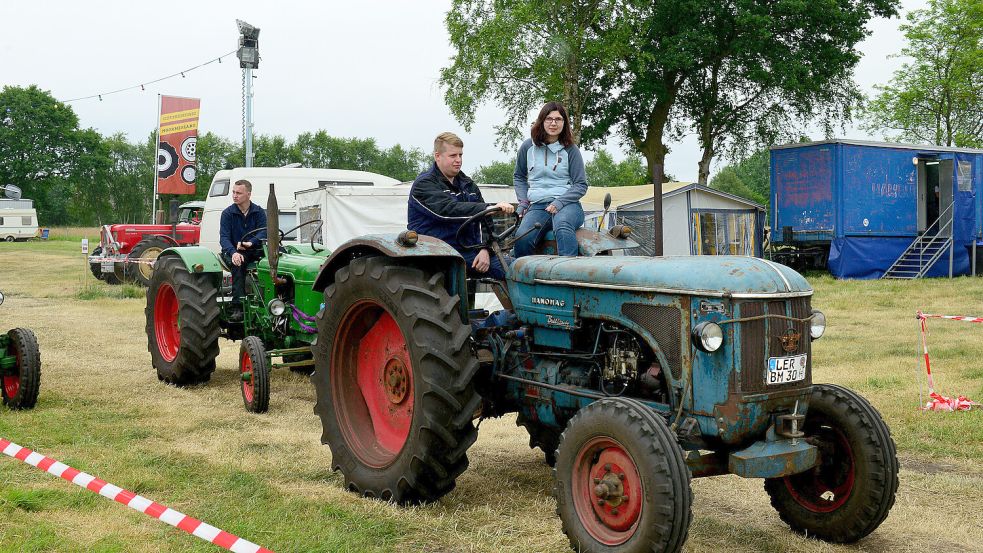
[531,102,574,147]
[234,179,253,192]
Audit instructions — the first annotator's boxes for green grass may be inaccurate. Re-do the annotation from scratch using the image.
[0,242,982,552]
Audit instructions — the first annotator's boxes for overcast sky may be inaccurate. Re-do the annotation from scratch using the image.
[2,0,923,182]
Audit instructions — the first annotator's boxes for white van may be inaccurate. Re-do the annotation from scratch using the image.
[199,167,400,255]
[0,198,39,242]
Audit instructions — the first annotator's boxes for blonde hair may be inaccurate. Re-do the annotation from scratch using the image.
[434,132,464,154]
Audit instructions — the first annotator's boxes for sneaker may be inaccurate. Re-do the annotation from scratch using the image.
[228,307,244,323]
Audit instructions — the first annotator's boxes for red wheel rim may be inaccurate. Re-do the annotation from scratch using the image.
[3,339,22,399]
[331,301,414,468]
[154,283,180,362]
[2,375,18,399]
[784,425,855,512]
[241,350,254,404]
[571,436,643,546]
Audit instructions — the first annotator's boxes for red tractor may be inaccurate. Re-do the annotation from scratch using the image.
[88,201,204,286]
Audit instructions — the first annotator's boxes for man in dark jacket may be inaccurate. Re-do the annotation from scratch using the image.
[408,132,514,279]
[219,179,267,320]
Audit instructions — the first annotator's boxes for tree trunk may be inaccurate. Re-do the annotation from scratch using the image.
[640,101,673,257]
[697,146,714,186]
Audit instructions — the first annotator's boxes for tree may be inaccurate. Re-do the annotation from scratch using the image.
[472,159,516,185]
[585,150,652,187]
[864,0,983,147]
[440,0,615,145]
[709,148,770,208]
[292,131,426,181]
[0,85,104,222]
[588,0,896,247]
[100,133,152,224]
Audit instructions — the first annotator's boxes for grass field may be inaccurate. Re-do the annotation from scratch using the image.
[1,240,981,552]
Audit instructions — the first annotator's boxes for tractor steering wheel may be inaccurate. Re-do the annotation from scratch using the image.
[454,206,520,251]
[239,226,283,245]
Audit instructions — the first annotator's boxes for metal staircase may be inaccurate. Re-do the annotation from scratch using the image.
[881,203,954,279]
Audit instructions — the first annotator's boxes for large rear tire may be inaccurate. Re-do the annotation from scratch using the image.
[313,256,480,504]
[764,384,898,543]
[145,255,220,386]
[128,237,170,286]
[89,246,104,281]
[2,328,41,410]
[554,397,692,553]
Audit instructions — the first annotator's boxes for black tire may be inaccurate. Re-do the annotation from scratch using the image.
[554,397,692,553]
[128,237,170,286]
[89,246,104,281]
[240,336,270,413]
[145,255,220,386]
[2,328,41,410]
[4,236,13,243]
[516,412,561,466]
[764,383,899,543]
[312,256,480,504]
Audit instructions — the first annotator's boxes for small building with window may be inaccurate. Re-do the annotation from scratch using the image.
[594,183,765,257]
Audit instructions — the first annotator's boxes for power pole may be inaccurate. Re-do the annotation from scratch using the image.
[236,20,260,168]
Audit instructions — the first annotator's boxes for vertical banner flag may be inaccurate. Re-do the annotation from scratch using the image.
[157,96,200,195]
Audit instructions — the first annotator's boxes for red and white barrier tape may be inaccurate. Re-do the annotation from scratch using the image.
[88,256,157,265]
[0,438,274,553]
[914,311,980,411]
[918,312,983,323]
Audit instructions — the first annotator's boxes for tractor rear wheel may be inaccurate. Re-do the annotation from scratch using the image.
[313,256,480,504]
[554,397,692,553]
[145,255,220,386]
[2,328,41,410]
[128,237,170,286]
[240,336,270,413]
[764,384,898,543]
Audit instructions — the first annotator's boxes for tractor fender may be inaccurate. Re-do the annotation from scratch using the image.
[313,234,470,320]
[156,246,224,274]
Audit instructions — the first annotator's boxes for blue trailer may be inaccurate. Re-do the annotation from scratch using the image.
[770,140,983,279]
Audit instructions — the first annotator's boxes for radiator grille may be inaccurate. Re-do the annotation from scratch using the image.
[622,304,685,380]
[737,298,812,393]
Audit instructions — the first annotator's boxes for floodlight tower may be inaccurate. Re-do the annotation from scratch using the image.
[236,19,260,168]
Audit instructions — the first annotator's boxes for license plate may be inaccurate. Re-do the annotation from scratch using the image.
[101,261,115,273]
[767,354,808,385]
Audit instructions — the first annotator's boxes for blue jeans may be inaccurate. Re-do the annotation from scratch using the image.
[514,201,585,257]
[461,249,507,280]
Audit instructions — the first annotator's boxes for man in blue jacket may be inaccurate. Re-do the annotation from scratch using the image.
[219,179,267,321]
[408,132,514,279]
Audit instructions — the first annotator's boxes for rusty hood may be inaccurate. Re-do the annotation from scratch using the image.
[509,255,812,297]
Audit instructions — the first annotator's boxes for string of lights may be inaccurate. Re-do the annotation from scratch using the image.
[62,49,238,103]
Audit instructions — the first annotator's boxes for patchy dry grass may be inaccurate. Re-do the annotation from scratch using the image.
[0,243,981,552]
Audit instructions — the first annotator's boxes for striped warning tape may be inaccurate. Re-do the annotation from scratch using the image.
[88,256,157,265]
[917,312,983,323]
[0,438,274,553]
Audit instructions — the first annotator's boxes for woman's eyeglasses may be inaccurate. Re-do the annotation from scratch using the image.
[544,117,564,125]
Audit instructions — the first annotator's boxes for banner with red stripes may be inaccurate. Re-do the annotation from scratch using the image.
[0,438,274,553]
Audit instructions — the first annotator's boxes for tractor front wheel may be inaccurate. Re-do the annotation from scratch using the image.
[240,336,270,413]
[145,255,220,386]
[764,383,898,543]
[554,397,692,553]
[128,237,170,286]
[2,328,41,410]
[313,256,480,504]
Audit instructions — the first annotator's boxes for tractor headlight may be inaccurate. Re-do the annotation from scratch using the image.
[692,321,724,352]
[809,310,826,340]
[397,230,418,247]
[609,225,632,239]
[268,298,286,317]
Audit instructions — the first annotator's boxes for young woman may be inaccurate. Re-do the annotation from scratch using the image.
[512,102,588,257]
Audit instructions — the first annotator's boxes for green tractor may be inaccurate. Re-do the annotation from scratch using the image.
[0,289,41,410]
[144,185,327,412]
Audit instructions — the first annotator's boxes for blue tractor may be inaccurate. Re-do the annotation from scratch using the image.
[310,207,898,553]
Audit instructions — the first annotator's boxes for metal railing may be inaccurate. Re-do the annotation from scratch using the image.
[882,202,954,279]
